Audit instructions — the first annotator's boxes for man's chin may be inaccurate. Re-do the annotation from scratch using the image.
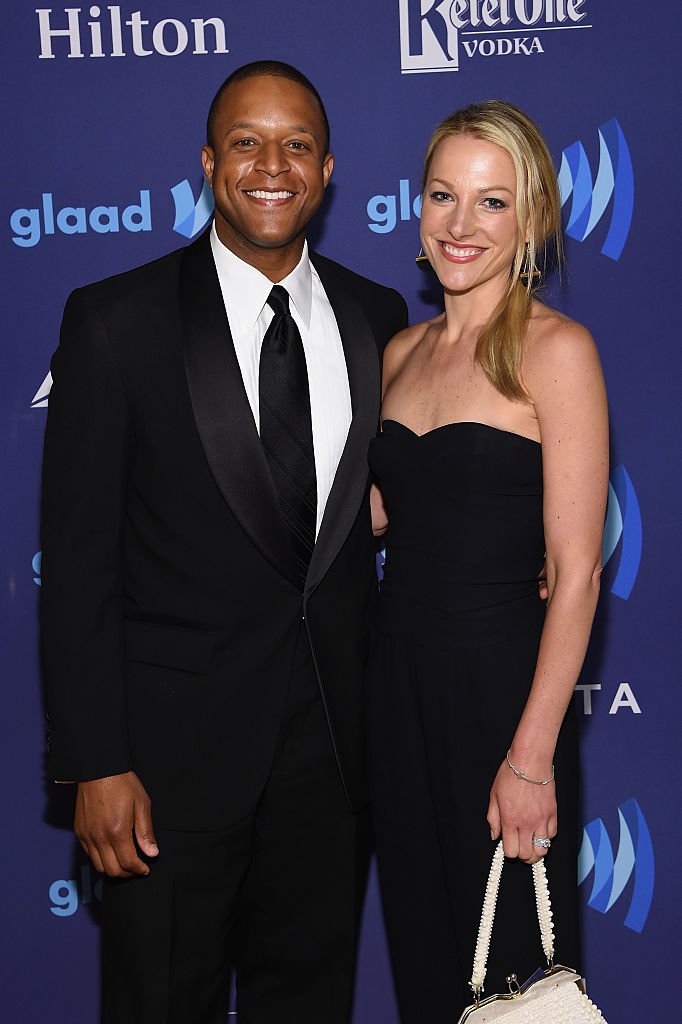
[222,226,307,254]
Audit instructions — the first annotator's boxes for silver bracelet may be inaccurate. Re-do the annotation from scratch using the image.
[506,750,555,786]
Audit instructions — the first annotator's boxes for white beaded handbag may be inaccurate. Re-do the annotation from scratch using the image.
[457,842,607,1023]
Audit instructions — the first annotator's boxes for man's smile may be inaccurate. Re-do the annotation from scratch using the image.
[244,188,297,202]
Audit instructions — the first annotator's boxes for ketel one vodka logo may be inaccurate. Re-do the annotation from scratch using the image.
[398,0,591,73]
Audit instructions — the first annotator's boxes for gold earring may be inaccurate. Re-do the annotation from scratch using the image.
[415,246,431,269]
[519,244,541,285]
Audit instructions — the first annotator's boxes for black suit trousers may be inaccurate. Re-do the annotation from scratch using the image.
[102,625,369,1024]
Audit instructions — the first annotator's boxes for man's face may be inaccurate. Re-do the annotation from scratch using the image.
[202,75,333,269]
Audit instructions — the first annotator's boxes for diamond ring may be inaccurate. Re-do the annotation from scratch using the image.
[532,835,551,849]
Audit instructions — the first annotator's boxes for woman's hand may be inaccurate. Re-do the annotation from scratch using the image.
[487,757,557,864]
[370,483,389,537]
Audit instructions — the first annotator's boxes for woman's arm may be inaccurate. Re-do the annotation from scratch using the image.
[371,483,389,537]
[487,316,609,863]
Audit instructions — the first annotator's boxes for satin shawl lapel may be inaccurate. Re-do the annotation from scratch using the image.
[305,255,380,596]
[179,232,300,586]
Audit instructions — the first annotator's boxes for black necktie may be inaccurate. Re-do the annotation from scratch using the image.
[259,285,317,584]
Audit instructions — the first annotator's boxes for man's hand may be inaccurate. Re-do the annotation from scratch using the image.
[74,771,159,878]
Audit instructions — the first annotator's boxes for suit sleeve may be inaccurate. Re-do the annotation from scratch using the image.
[41,288,133,782]
[390,289,409,337]
[352,280,409,358]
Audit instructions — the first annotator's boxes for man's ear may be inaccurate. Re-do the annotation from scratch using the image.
[322,152,334,189]
[201,146,215,185]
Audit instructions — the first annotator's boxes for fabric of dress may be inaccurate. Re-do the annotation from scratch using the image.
[367,420,580,1023]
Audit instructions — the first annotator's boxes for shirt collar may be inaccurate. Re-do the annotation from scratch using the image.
[210,223,312,331]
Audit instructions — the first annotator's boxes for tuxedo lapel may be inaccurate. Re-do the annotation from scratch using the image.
[305,255,380,596]
[179,232,300,587]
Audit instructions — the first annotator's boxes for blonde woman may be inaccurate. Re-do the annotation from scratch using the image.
[367,101,608,1020]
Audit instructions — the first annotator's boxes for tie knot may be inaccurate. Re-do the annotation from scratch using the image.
[266,285,290,317]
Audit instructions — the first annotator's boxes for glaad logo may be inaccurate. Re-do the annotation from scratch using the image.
[10,190,151,248]
[602,465,642,600]
[368,180,422,235]
[171,179,214,239]
[49,863,103,917]
[574,680,641,717]
[11,179,216,251]
[578,798,654,933]
[37,7,229,60]
[398,0,590,74]
[32,371,53,408]
[558,119,634,261]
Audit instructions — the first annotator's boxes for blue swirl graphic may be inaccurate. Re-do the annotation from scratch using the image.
[585,130,615,238]
[32,550,42,586]
[562,141,594,240]
[578,798,654,934]
[600,119,634,261]
[171,179,214,239]
[559,119,634,261]
[602,465,642,600]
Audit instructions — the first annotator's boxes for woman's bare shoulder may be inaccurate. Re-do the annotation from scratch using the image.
[526,300,598,362]
[524,300,603,396]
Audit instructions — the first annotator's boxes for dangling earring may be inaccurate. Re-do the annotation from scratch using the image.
[415,246,431,269]
[519,244,541,285]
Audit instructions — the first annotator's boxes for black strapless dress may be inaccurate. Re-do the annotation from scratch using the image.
[367,421,579,1022]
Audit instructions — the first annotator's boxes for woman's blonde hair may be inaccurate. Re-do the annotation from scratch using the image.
[422,100,563,402]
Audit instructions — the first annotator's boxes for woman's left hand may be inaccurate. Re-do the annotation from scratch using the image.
[487,757,557,864]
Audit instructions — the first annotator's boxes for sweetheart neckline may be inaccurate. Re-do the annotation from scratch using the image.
[380,419,541,446]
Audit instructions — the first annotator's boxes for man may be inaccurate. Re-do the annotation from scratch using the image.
[41,61,407,1024]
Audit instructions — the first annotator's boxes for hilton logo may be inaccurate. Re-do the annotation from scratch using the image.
[36,6,229,59]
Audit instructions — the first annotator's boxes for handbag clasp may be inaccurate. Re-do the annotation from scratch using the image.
[506,974,522,997]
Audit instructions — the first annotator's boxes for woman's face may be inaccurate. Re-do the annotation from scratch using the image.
[420,134,524,297]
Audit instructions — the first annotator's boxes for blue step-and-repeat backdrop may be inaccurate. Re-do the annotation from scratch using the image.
[2,2,679,1020]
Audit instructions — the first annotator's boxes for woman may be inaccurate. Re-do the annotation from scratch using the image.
[367,101,608,1021]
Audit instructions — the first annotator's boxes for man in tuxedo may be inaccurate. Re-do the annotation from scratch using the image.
[41,61,407,1024]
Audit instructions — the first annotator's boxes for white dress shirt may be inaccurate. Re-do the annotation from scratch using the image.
[210,224,352,535]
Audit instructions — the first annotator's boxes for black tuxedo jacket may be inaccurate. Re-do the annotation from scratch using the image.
[41,230,407,829]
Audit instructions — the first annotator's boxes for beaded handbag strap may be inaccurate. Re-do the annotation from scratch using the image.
[470,841,555,1000]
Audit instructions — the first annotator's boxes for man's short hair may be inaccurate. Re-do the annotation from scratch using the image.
[206,60,330,154]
